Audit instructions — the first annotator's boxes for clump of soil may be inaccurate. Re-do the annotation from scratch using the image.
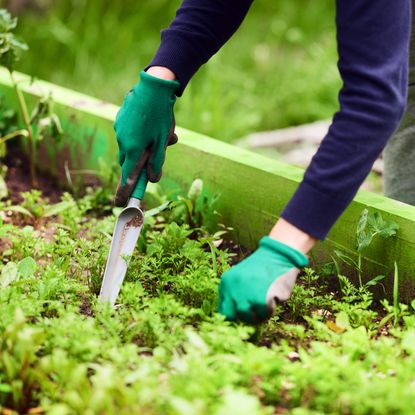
[4,143,64,203]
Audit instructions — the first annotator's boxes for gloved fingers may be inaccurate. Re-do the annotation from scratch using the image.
[266,268,299,303]
[147,122,177,182]
[121,154,140,188]
[167,116,178,146]
[147,135,169,182]
[147,148,164,183]
[250,302,272,323]
[167,132,178,146]
[235,300,256,324]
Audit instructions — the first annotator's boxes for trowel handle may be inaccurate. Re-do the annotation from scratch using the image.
[131,170,148,200]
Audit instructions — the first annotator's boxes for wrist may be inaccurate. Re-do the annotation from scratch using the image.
[269,218,316,255]
[146,66,177,81]
[139,70,180,95]
[260,236,309,268]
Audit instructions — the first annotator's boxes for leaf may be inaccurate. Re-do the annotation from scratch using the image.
[0,15,28,71]
[187,178,203,201]
[0,383,12,393]
[169,397,200,415]
[356,209,368,237]
[17,256,36,278]
[10,37,28,51]
[7,205,33,217]
[50,112,63,137]
[356,210,399,252]
[212,238,223,248]
[144,201,170,218]
[215,388,262,415]
[326,320,345,334]
[31,95,63,143]
[1,261,18,288]
[393,262,399,326]
[378,222,399,238]
[43,200,75,217]
[368,211,399,238]
[0,172,7,199]
[365,275,386,287]
[30,96,49,124]
[185,329,209,354]
[178,195,194,217]
[356,230,373,252]
[402,330,415,355]
[334,250,357,268]
[335,311,350,330]
[0,9,17,32]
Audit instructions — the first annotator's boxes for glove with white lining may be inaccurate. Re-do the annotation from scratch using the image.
[218,236,309,323]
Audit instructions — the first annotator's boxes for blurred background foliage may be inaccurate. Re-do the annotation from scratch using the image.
[1,0,340,142]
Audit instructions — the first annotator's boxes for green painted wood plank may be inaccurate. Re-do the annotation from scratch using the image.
[1,68,415,300]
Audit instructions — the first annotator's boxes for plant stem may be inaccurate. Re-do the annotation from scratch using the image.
[358,253,362,288]
[393,262,399,326]
[0,129,29,144]
[9,70,37,187]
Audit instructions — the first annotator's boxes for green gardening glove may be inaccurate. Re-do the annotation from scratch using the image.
[114,71,180,206]
[218,237,309,323]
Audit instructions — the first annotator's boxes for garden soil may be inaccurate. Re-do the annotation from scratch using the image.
[5,143,63,203]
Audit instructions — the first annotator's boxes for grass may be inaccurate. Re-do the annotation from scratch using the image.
[1,181,415,414]
[12,0,340,142]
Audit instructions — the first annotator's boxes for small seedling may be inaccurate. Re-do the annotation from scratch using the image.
[169,178,219,230]
[379,262,407,328]
[333,208,399,288]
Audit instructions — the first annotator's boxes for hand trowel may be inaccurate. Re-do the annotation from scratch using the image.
[99,170,147,306]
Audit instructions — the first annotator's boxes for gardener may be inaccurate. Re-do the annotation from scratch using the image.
[114,0,411,323]
[384,3,415,206]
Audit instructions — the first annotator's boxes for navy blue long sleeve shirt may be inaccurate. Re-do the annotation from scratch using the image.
[149,0,411,239]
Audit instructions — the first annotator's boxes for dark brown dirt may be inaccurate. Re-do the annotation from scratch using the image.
[79,297,93,317]
[220,239,252,264]
[126,214,144,228]
[4,143,64,203]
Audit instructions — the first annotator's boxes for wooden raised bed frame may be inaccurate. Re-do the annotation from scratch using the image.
[1,68,415,300]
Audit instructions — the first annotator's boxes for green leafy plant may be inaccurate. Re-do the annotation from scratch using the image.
[4,189,75,221]
[169,178,219,231]
[0,9,63,187]
[378,262,409,328]
[0,95,18,158]
[333,208,399,288]
[1,184,415,414]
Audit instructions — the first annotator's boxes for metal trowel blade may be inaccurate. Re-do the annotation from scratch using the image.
[99,198,144,306]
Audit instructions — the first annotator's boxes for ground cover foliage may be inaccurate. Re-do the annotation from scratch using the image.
[9,0,340,143]
[1,181,415,415]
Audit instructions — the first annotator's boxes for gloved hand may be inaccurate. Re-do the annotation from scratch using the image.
[114,70,180,206]
[218,236,309,323]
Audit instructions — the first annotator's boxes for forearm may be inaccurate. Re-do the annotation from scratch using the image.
[148,0,253,95]
[281,0,411,240]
